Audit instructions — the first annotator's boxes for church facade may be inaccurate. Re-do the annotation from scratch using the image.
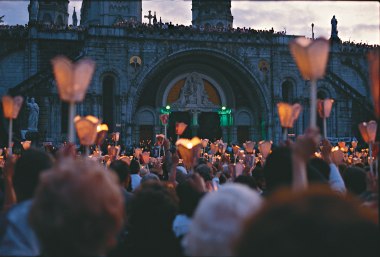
[0,0,376,146]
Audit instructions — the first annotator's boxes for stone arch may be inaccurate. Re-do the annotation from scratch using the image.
[96,67,123,94]
[42,13,53,24]
[281,79,295,103]
[135,106,157,143]
[136,106,156,125]
[235,108,255,143]
[235,109,253,126]
[162,72,227,108]
[56,15,64,26]
[132,48,270,123]
[317,81,337,99]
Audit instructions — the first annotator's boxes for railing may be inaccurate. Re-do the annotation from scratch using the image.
[324,70,372,112]
[9,51,85,95]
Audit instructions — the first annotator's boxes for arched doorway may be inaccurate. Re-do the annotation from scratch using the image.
[164,72,224,139]
[133,49,270,144]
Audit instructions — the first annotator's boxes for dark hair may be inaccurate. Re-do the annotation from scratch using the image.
[234,175,258,190]
[109,160,130,184]
[195,164,212,181]
[176,177,204,217]
[308,157,330,180]
[263,147,292,194]
[124,182,181,256]
[306,164,328,184]
[219,173,227,184]
[343,167,367,196]
[13,148,53,202]
[236,186,379,257]
[129,159,140,174]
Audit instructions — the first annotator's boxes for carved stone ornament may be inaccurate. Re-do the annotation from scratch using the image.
[172,72,219,111]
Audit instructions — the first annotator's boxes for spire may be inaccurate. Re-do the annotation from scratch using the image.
[192,0,233,29]
[72,7,78,27]
[28,0,39,23]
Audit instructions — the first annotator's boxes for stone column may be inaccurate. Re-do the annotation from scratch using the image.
[249,127,255,141]
[133,125,140,145]
[231,126,238,143]
[191,110,200,137]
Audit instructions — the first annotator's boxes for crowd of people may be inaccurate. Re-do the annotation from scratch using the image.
[0,127,378,256]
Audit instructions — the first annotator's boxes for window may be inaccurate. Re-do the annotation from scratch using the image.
[103,75,115,131]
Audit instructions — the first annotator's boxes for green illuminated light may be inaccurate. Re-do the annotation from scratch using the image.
[222,106,226,110]
[166,105,171,110]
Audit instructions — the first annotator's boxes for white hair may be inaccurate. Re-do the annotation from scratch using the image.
[183,183,263,256]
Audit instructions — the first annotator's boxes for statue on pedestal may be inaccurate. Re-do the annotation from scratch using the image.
[27,97,39,132]
[331,15,338,39]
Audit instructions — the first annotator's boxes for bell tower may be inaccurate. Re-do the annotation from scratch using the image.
[192,0,233,29]
[81,0,142,26]
[29,0,69,26]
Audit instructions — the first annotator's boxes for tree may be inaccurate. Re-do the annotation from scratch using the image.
[0,15,4,24]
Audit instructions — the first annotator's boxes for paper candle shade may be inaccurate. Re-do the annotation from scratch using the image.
[21,141,32,150]
[176,137,202,169]
[331,149,344,165]
[119,156,131,166]
[112,132,120,142]
[338,141,346,149]
[141,152,150,165]
[51,56,96,102]
[289,37,330,81]
[232,145,240,155]
[258,141,272,159]
[358,121,377,143]
[368,50,379,118]
[2,96,24,119]
[317,99,334,118]
[243,141,256,154]
[108,145,120,157]
[210,143,218,154]
[156,134,165,145]
[134,148,142,159]
[277,103,302,128]
[219,142,227,154]
[201,139,209,148]
[238,150,245,158]
[74,115,99,146]
[95,124,108,146]
[160,114,169,125]
[175,122,187,136]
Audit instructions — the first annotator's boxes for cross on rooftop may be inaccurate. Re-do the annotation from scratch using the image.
[144,10,154,25]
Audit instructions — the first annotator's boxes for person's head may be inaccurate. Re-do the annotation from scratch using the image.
[128,181,178,235]
[129,159,140,174]
[139,167,149,177]
[309,157,330,180]
[141,173,160,184]
[195,164,212,182]
[29,159,124,257]
[236,186,379,257]
[307,164,328,184]
[251,167,265,190]
[183,184,262,256]
[176,176,205,217]
[109,160,130,187]
[343,167,367,196]
[263,146,292,194]
[234,175,258,190]
[13,148,53,202]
